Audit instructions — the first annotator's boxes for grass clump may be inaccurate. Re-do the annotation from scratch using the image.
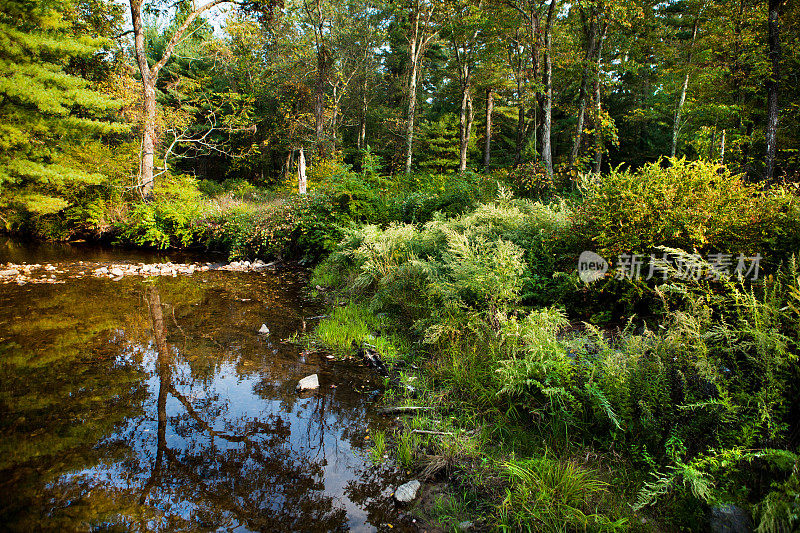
[369,430,386,465]
[498,455,626,532]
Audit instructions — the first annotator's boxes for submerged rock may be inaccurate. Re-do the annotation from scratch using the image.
[296,374,320,391]
[393,480,421,503]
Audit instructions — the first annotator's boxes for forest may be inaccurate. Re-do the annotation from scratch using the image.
[2,0,800,530]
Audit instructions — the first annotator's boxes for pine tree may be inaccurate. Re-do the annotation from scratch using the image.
[0,0,121,227]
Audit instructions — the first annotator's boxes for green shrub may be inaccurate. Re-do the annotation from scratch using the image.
[117,174,203,248]
[575,159,783,257]
[201,191,343,261]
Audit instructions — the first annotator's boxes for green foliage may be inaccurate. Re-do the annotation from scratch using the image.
[415,115,461,173]
[498,455,624,532]
[0,0,123,230]
[575,159,785,257]
[118,175,203,249]
[313,301,383,356]
[397,428,417,468]
[369,430,386,464]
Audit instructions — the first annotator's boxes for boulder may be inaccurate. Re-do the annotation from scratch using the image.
[258,324,270,334]
[296,374,320,391]
[110,267,124,277]
[393,480,421,503]
[710,504,752,533]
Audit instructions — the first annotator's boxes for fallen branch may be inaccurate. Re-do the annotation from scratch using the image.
[411,429,454,436]
[377,406,434,415]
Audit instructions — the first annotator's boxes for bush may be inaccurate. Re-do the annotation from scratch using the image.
[117,174,203,248]
[575,159,784,257]
[201,191,343,261]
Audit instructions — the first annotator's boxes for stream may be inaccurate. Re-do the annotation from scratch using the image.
[0,238,415,532]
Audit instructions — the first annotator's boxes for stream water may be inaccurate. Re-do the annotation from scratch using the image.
[0,238,414,532]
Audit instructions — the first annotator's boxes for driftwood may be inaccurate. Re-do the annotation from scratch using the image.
[377,406,434,415]
[411,429,454,436]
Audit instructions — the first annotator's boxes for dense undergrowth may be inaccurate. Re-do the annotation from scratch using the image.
[303,159,800,531]
[5,157,800,530]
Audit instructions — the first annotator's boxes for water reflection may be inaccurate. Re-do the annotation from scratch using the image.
[0,265,412,532]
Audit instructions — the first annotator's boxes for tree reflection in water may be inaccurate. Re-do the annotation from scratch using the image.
[0,269,413,532]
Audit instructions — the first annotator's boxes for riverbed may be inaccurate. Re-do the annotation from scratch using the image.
[0,238,415,531]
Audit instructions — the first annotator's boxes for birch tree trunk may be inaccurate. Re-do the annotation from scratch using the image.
[671,16,699,158]
[458,70,474,172]
[764,0,781,182]
[298,147,307,194]
[592,67,603,174]
[483,88,493,169]
[404,47,419,174]
[404,1,436,175]
[358,69,367,151]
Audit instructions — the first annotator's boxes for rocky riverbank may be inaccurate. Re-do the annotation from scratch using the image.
[0,258,280,285]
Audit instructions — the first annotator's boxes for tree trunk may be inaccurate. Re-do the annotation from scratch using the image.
[330,85,339,151]
[671,16,699,158]
[140,285,170,505]
[569,13,601,171]
[458,71,473,172]
[764,0,781,182]
[128,0,232,199]
[515,100,525,167]
[592,27,606,174]
[465,93,474,170]
[592,61,603,174]
[140,80,157,199]
[483,88,493,169]
[541,0,556,176]
[404,53,418,174]
[284,150,292,180]
[315,43,327,149]
[358,71,367,151]
[131,0,156,199]
[298,147,307,194]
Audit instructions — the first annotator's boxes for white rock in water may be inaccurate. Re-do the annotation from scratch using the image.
[95,267,108,275]
[393,480,421,503]
[110,267,124,277]
[258,324,270,334]
[296,374,319,391]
